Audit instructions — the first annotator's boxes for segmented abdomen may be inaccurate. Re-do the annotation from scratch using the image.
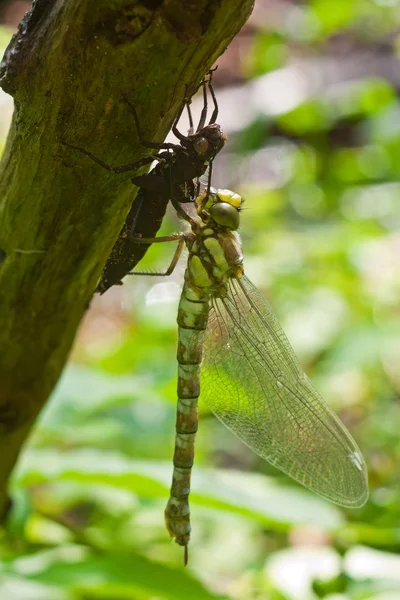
[164,277,210,549]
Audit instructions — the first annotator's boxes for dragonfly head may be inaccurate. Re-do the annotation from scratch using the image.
[185,124,227,160]
[196,188,243,231]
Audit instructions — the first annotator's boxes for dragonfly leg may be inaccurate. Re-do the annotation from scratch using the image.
[123,95,184,152]
[171,93,191,143]
[129,234,184,244]
[128,235,186,277]
[170,196,196,226]
[206,162,213,200]
[61,141,156,173]
[208,70,219,125]
[174,75,210,140]
[195,76,208,132]
[196,67,218,131]
[186,89,194,136]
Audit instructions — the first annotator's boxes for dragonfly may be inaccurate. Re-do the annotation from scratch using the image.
[133,187,369,564]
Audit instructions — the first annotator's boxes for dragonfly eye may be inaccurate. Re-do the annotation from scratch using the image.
[216,189,242,209]
[193,137,209,156]
[209,202,240,230]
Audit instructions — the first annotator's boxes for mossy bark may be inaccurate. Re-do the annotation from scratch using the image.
[0,0,254,517]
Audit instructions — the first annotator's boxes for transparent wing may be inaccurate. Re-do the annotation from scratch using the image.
[201,276,368,507]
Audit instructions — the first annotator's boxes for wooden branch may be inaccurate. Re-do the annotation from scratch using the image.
[0,0,254,517]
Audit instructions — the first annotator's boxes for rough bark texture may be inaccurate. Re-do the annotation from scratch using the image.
[0,0,254,517]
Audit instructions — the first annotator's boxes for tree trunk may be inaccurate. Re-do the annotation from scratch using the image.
[0,0,254,518]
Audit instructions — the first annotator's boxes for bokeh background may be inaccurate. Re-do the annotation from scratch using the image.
[1,1,400,598]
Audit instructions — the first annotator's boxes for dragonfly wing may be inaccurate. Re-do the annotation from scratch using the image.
[201,275,368,507]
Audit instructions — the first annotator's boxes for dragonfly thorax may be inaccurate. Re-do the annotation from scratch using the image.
[186,189,244,297]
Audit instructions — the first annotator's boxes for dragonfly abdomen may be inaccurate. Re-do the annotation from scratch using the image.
[165,280,210,555]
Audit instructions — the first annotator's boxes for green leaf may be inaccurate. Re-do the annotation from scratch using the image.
[10,550,225,600]
[15,450,344,530]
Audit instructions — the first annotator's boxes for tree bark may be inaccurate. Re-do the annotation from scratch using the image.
[0,0,254,517]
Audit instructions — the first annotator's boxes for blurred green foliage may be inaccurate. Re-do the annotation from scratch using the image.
[1,0,400,597]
